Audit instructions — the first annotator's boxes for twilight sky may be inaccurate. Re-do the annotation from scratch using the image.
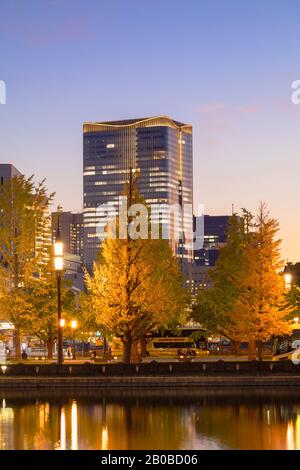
[0,0,299,261]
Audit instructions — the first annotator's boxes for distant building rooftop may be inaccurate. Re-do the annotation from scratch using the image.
[83,116,192,133]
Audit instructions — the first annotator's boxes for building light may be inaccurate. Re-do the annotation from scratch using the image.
[106,144,115,149]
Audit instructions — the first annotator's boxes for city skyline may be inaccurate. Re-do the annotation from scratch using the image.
[0,0,299,261]
[1,2,300,456]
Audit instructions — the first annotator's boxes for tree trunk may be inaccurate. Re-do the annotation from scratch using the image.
[257,341,263,361]
[47,339,53,359]
[248,340,257,361]
[122,340,131,364]
[232,340,240,356]
[130,340,140,363]
[13,329,21,361]
[140,336,148,358]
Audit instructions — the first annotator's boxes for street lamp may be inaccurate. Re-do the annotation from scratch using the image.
[285,273,292,290]
[71,320,77,360]
[293,317,299,325]
[54,215,64,367]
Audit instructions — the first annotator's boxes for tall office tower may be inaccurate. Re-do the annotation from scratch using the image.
[51,211,84,262]
[83,116,193,271]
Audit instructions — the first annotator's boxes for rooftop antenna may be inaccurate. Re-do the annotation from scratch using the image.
[231,203,234,215]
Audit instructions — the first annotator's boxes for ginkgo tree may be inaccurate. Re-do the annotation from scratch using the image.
[84,172,189,363]
[23,259,75,359]
[193,203,291,359]
[234,203,291,359]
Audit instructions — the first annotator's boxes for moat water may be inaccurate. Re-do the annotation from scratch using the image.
[1,388,300,450]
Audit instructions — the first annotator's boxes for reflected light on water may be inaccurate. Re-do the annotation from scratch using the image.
[60,407,66,450]
[2,391,300,450]
[0,399,14,450]
[287,422,294,450]
[71,401,78,450]
[296,415,300,450]
[286,414,300,450]
[266,409,270,426]
[101,425,108,450]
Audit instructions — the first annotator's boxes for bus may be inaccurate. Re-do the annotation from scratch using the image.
[111,327,208,359]
[147,327,207,357]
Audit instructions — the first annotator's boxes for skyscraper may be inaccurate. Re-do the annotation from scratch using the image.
[83,116,193,270]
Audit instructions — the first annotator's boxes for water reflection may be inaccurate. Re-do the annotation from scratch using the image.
[1,389,300,450]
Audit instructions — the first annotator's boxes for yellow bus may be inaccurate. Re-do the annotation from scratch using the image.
[111,327,208,359]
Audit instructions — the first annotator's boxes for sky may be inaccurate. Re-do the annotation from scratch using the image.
[0,0,299,261]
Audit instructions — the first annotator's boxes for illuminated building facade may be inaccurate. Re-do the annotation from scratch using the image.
[194,215,230,267]
[0,163,51,270]
[190,215,231,298]
[83,116,193,270]
[51,211,84,262]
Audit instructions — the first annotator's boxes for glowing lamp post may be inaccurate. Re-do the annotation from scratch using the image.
[71,320,77,360]
[54,224,64,367]
[285,273,292,290]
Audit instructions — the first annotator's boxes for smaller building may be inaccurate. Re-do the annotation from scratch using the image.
[193,215,230,267]
[51,211,84,262]
[190,215,231,298]
[284,262,300,286]
[0,163,51,269]
[0,163,22,182]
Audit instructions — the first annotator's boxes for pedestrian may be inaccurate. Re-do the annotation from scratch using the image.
[90,350,97,362]
[21,350,28,360]
[107,347,112,360]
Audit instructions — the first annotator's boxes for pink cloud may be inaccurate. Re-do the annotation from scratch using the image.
[194,102,263,139]
[196,103,227,114]
[195,103,232,136]
[237,105,262,114]
[3,18,93,47]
